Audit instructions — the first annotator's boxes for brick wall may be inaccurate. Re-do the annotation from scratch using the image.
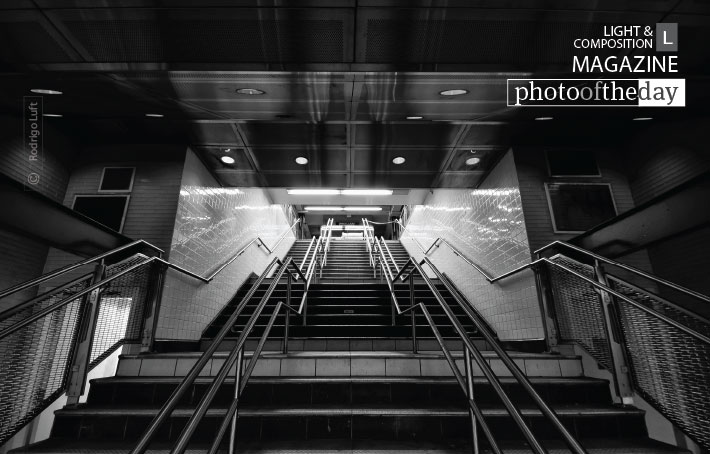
[0,115,75,309]
[400,150,543,341]
[158,149,295,341]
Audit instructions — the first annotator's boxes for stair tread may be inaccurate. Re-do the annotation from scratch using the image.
[93,376,606,385]
[122,351,572,359]
[11,438,691,454]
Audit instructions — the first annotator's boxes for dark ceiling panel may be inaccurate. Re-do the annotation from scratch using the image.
[213,170,262,187]
[0,11,74,63]
[252,147,348,172]
[51,8,351,63]
[242,123,347,146]
[189,123,240,144]
[351,172,435,188]
[263,172,348,187]
[459,124,510,147]
[447,148,503,172]
[196,146,253,171]
[353,123,459,147]
[436,172,485,188]
[352,148,447,173]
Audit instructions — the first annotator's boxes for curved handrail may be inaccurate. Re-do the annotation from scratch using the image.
[397,220,710,305]
[0,220,300,301]
[535,240,710,304]
[0,239,163,300]
[375,247,587,454]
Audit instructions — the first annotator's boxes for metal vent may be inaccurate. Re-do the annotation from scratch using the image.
[0,22,72,63]
[64,19,344,62]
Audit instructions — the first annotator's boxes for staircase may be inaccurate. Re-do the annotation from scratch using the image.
[10,239,693,453]
[320,239,375,281]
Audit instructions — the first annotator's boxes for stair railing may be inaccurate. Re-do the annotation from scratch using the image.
[130,257,309,454]
[396,219,710,450]
[362,218,377,275]
[374,241,588,454]
[0,220,300,447]
[320,218,334,267]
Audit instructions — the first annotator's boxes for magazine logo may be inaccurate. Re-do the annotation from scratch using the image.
[507,79,685,107]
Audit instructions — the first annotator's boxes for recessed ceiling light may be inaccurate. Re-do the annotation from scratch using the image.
[30,88,62,95]
[221,156,235,164]
[288,189,340,195]
[392,157,406,165]
[224,148,231,152]
[406,116,423,120]
[632,117,653,121]
[535,117,554,121]
[295,157,308,165]
[344,206,383,212]
[304,206,344,212]
[236,88,265,95]
[465,157,481,166]
[42,113,63,118]
[439,89,468,96]
[145,113,164,118]
[341,189,393,196]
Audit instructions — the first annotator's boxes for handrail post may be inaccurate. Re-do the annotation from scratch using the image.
[228,347,244,454]
[66,261,106,406]
[284,272,291,354]
[410,277,417,353]
[594,260,635,405]
[533,253,559,354]
[464,347,479,454]
[141,256,165,353]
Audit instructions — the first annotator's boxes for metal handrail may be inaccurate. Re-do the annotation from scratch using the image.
[131,256,310,454]
[397,220,710,305]
[0,220,300,301]
[0,239,163,300]
[535,240,710,304]
[376,248,588,454]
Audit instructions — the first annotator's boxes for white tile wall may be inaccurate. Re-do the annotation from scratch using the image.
[401,150,543,341]
[158,150,295,341]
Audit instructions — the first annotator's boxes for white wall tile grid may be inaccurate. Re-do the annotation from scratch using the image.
[401,151,544,341]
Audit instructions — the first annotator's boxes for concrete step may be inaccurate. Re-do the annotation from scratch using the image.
[12,438,692,453]
[115,351,583,379]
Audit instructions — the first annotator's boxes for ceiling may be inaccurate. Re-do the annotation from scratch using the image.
[1,0,709,189]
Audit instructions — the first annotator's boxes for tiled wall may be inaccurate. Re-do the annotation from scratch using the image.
[158,149,295,341]
[400,151,543,341]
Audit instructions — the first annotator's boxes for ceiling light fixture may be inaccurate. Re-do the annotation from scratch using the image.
[224,148,231,152]
[406,116,423,120]
[287,189,340,195]
[632,117,653,121]
[344,207,382,212]
[221,156,235,164]
[392,156,406,165]
[341,189,393,196]
[30,88,62,95]
[236,88,265,95]
[535,116,554,121]
[145,113,164,118]
[439,89,468,96]
[295,157,309,165]
[304,206,344,212]
[465,157,481,166]
[42,113,63,118]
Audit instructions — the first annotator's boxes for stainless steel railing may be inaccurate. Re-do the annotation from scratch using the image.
[129,256,310,454]
[373,236,588,454]
[396,218,710,450]
[0,219,301,447]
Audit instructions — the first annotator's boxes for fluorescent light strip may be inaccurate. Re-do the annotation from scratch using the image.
[344,207,382,211]
[288,189,340,195]
[303,206,383,212]
[341,189,393,196]
[289,189,393,196]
